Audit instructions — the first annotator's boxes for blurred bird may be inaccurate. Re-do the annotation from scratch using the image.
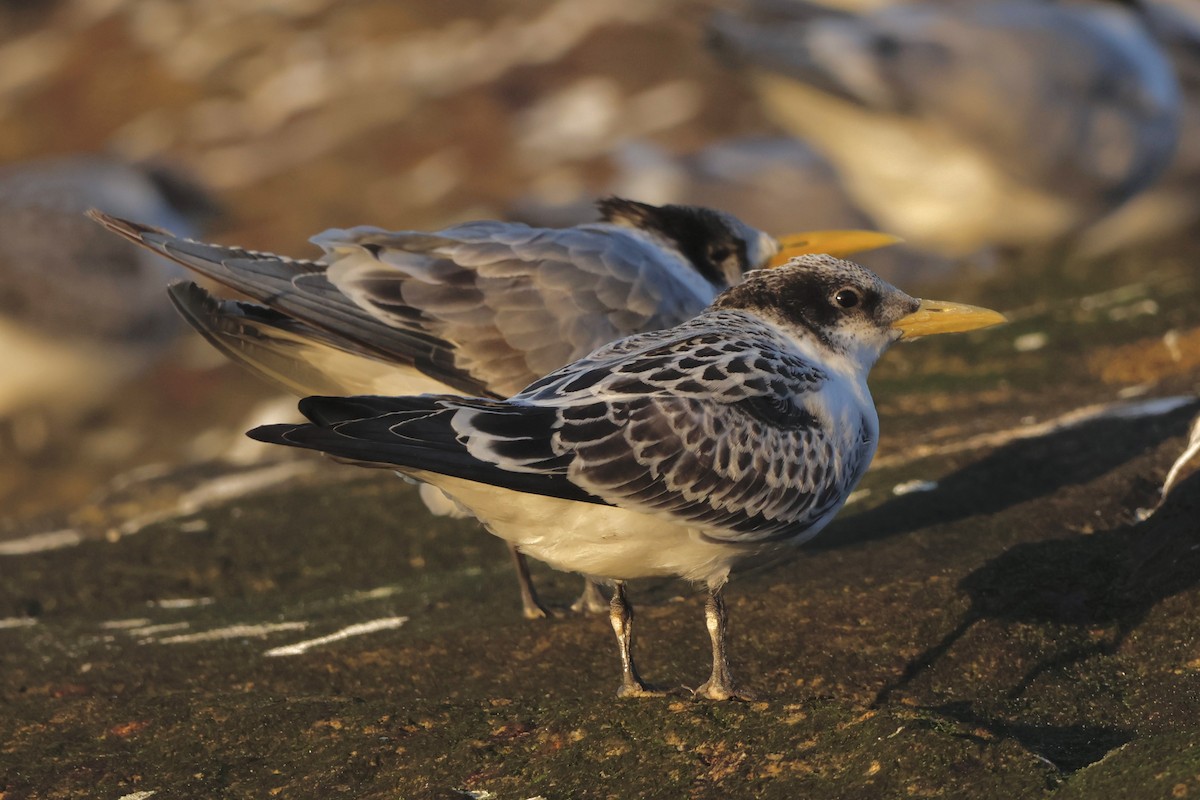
[90,201,899,619]
[515,138,874,234]
[247,255,1006,699]
[1077,0,1200,254]
[709,0,1181,255]
[0,154,220,453]
[513,137,953,286]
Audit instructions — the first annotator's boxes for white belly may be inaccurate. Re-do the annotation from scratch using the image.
[414,472,785,585]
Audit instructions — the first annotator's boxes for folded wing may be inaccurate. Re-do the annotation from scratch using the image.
[93,212,719,398]
[251,314,863,543]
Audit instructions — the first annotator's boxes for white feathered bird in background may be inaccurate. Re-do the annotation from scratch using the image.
[710,0,1181,255]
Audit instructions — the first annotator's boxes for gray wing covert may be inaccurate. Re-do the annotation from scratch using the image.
[319,222,715,397]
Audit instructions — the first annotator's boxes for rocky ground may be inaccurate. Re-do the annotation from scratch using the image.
[1,2,1199,798]
[3,255,1198,798]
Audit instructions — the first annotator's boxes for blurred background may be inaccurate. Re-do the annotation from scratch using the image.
[1,0,1197,536]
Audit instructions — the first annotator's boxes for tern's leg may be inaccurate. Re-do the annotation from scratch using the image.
[571,579,609,615]
[610,581,661,698]
[695,584,747,701]
[508,544,551,620]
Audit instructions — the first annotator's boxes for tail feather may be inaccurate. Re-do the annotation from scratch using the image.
[90,211,492,396]
[248,395,604,506]
[168,280,418,397]
[295,394,462,426]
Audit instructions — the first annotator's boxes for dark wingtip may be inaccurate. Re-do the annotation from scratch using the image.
[86,208,175,242]
[296,395,379,426]
[165,280,220,340]
[166,280,214,318]
[297,395,338,425]
[246,423,302,444]
[87,209,159,235]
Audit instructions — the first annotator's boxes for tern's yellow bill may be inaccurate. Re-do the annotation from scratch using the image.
[892,299,1007,339]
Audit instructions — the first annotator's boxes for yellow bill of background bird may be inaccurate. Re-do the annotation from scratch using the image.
[767,230,904,266]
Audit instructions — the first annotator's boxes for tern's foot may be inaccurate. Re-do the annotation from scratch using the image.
[616,680,670,699]
[520,600,554,620]
[570,581,609,615]
[510,546,553,620]
[692,680,755,702]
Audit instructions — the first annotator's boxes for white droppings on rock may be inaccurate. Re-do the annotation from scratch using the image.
[1118,384,1152,399]
[118,461,317,536]
[152,597,215,609]
[130,622,191,638]
[264,617,408,657]
[0,529,83,556]
[516,77,623,163]
[348,586,403,602]
[1163,329,1183,363]
[1013,332,1048,352]
[100,618,153,630]
[892,480,938,496]
[158,622,309,644]
[1107,299,1159,321]
[0,617,37,629]
[844,488,871,506]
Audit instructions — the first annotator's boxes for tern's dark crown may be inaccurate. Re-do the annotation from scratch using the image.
[596,197,751,288]
[711,258,883,339]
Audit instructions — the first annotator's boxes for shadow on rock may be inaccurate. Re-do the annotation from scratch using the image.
[817,401,1199,551]
[875,468,1200,709]
[862,466,1199,773]
[927,701,1135,774]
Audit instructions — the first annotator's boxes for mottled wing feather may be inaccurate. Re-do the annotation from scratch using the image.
[90,213,490,396]
[252,312,863,543]
[320,222,716,396]
[514,311,846,540]
[569,393,863,540]
[99,213,723,399]
[167,281,438,398]
[158,239,474,389]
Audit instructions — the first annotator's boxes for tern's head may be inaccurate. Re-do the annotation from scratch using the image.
[597,197,774,289]
[712,254,1005,371]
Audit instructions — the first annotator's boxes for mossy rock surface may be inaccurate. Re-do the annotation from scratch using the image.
[3,257,1199,799]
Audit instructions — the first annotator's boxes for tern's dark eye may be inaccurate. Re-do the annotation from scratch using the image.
[834,288,861,309]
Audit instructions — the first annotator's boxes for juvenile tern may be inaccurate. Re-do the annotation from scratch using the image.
[247,255,1005,699]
